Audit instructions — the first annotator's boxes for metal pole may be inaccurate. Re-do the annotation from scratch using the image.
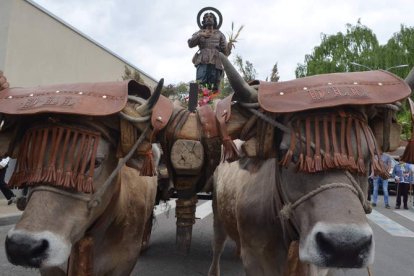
[188,83,198,112]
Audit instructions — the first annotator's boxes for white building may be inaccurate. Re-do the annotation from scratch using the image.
[0,0,157,87]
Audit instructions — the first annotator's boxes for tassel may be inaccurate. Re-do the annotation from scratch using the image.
[32,167,43,183]
[43,166,56,183]
[56,168,64,186]
[304,156,314,173]
[323,153,335,169]
[314,155,323,172]
[221,137,240,162]
[322,116,335,170]
[354,119,366,175]
[140,150,156,176]
[280,126,296,168]
[280,149,293,168]
[297,153,304,172]
[357,157,366,175]
[339,116,349,168]
[333,152,342,168]
[84,176,94,193]
[313,116,323,172]
[77,174,85,192]
[345,117,357,172]
[62,171,73,189]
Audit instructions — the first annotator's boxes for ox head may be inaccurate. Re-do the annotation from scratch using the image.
[220,54,414,268]
[1,77,163,269]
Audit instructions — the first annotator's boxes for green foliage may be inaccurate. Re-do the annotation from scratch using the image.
[269,62,280,82]
[296,20,381,77]
[382,25,414,79]
[234,54,257,82]
[397,103,412,141]
[122,65,142,83]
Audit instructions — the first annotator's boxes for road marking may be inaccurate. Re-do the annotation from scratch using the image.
[367,209,414,237]
[195,201,213,219]
[394,210,414,223]
[154,199,213,219]
[154,199,176,217]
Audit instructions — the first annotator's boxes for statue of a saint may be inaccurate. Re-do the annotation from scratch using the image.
[188,8,232,92]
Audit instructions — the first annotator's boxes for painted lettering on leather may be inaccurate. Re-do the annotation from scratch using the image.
[18,95,77,110]
[308,86,369,101]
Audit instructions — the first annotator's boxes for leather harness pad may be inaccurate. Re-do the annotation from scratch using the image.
[151,95,173,131]
[0,80,151,116]
[258,70,411,113]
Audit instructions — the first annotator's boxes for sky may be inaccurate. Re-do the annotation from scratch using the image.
[32,0,413,85]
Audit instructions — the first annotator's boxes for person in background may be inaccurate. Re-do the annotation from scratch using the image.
[392,160,411,209]
[371,153,392,209]
[0,156,16,205]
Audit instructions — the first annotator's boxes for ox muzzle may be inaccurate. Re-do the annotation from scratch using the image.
[300,222,374,268]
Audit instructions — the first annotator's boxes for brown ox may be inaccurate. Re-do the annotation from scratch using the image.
[207,57,414,275]
[0,73,160,275]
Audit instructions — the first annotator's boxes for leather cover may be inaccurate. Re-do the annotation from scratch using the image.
[0,80,151,116]
[258,70,411,113]
[151,95,173,131]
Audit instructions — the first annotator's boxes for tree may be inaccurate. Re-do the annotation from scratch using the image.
[122,65,142,83]
[234,54,257,82]
[269,62,280,82]
[295,20,381,78]
[381,25,414,79]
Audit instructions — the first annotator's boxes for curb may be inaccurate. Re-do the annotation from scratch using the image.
[0,213,21,227]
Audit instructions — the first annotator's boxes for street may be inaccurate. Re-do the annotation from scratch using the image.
[0,196,414,276]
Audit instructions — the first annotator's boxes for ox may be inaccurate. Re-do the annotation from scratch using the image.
[207,57,414,275]
[0,73,161,275]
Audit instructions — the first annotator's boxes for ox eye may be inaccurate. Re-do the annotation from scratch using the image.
[94,158,104,168]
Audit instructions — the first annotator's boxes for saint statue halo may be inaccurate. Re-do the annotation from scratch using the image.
[197,7,223,29]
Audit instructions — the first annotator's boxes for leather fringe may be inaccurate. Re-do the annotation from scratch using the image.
[8,125,100,193]
[281,111,384,176]
[140,149,156,176]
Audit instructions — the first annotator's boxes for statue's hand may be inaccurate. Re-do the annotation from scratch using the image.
[200,30,212,38]
[0,71,10,91]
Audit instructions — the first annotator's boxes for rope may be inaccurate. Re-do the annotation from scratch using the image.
[279,183,359,219]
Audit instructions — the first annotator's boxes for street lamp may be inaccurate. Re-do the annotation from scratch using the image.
[385,64,409,71]
[350,62,372,71]
[350,62,409,72]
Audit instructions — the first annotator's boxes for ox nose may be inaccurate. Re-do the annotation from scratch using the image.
[5,235,49,268]
[315,230,372,268]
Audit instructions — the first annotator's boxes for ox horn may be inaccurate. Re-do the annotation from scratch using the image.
[405,66,414,91]
[135,78,164,116]
[219,53,258,103]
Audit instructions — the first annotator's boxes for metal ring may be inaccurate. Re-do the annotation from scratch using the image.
[197,7,222,29]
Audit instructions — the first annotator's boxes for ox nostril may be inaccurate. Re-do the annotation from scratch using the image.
[315,231,373,267]
[315,231,335,256]
[5,235,49,268]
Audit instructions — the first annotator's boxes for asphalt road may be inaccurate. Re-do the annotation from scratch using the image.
[1,196,414,276]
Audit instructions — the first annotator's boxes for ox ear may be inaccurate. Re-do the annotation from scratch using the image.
[0,115,18,157]
[219,53,258,103]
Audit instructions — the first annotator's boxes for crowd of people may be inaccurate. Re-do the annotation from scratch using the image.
[370,153,414,210]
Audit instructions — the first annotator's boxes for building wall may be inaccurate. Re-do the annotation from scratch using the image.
[0,0,156,88]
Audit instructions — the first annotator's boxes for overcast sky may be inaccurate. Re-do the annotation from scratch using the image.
[33,0,413,85]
